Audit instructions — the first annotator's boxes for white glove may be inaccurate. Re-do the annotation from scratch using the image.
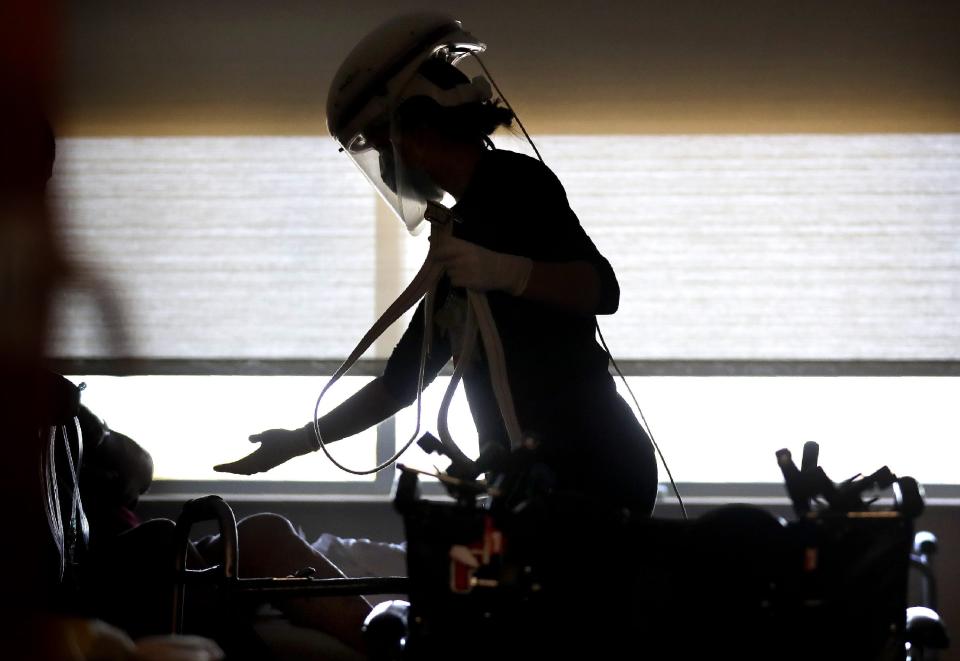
[432,235,533,296]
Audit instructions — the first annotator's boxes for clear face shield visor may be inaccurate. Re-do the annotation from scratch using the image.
[344,120,442,235]
[338,49,495,234]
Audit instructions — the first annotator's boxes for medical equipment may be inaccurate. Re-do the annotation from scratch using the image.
[363,443,937,661]
[309,202,522,476]
[170,495,408,637]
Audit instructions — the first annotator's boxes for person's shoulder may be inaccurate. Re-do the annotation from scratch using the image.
[488,148,554,177]
[486,148,565,194]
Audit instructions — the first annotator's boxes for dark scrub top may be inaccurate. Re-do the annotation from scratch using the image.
[383,149,657,515]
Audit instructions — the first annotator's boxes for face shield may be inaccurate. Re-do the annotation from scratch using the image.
[339,123,443,235]
[326,13,494,233]
[341,104,448,235]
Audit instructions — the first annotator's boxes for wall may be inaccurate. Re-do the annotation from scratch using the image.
[61,0,960,135]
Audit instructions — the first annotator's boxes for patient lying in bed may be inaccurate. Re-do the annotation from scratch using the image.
[78,405,401,654]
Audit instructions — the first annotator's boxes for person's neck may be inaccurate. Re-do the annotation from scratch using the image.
[428,141,487,200]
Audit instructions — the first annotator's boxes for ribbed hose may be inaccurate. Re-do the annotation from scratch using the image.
[312,217,522,474]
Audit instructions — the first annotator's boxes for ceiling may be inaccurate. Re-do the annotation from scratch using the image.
[60,0,960,135]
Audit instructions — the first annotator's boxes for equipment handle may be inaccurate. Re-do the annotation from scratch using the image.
[171,495,240,633]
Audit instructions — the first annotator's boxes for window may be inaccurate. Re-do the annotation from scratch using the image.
[52,134,960,493]
[68,373,960,496]
[71,375,380,484]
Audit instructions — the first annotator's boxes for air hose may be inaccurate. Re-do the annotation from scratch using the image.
[311,209,521,475]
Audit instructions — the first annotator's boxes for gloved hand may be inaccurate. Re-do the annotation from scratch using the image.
[431,235,533,296]
[213,425,314,475]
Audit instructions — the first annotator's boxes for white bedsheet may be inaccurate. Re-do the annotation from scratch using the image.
[311,534,408,606]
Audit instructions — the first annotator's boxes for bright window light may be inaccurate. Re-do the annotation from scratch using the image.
[613,376,960,485]
[70,374,959,487]
[393,375,960,486]
[72,375,377,482]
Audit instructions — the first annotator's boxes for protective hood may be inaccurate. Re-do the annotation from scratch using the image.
[326,13,491,233]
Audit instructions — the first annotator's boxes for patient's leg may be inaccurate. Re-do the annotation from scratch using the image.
[198,512,371,652]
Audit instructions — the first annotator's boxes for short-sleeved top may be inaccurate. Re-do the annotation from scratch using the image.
[382,149,654,508]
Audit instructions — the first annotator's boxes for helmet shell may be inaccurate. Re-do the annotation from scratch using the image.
[326,12,485,150]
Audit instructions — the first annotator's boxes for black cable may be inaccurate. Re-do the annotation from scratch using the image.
[596,321,688,520]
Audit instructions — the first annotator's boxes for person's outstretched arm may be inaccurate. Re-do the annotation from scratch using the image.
[213,377,404,475]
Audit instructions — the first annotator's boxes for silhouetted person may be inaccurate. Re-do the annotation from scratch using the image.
[217,52,659,517]
[0,73,69,660]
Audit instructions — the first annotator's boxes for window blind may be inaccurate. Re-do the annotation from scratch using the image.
[550,134,960,361]
[51,134,960,364]
[50,137,375,360]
